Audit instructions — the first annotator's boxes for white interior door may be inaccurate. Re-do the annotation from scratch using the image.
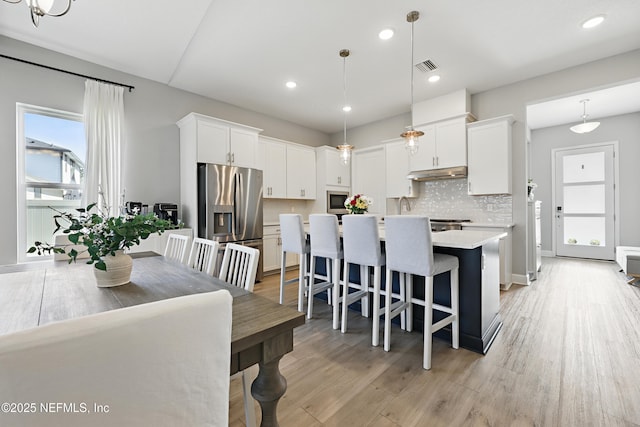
[554,144,615,260]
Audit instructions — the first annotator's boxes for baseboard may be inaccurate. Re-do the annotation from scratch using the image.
[541,250,554,257]
[511,273,528,286]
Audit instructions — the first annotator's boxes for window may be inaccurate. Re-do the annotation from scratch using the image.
[17,104,85,262]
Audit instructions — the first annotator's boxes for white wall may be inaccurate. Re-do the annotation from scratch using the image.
[0,35,329,265]
[531,112,640,252]
[330,49,640,279]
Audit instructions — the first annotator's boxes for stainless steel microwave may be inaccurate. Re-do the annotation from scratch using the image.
[326,190,349,214]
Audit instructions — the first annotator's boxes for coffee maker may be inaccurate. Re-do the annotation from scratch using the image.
[153,203,179,225]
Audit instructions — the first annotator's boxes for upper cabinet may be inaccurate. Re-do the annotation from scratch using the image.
[408,115,471,171]
[316,146,350,188]
[177,113,262,169]
[467,115,514,195]
[351,146,385,215]
[385,139,416,198]
[286,144,316,199]
[257,136,287,199]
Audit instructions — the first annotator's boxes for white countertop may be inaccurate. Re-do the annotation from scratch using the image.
[299,224,506,250]
[461,223,514,229]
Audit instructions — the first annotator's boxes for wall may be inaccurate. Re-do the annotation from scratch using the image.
[331,49,640,281]
[531,112,640,252]
[0,35,329,265]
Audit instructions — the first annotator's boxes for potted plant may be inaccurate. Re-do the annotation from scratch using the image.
[29,203,174,287]
[344,194,373,214]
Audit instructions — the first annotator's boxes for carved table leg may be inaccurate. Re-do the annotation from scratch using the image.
[251,355,286,427]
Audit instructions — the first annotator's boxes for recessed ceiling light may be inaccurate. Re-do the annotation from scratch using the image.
[342,105,352,112]
[428,75,441,83]
[582,15,605,29]
[378,28,394,40]
[285,81,297,89]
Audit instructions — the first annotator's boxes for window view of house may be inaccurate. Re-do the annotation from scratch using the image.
[23,111,85,257]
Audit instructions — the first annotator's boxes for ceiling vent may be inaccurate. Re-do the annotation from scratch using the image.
[415,59,438,73]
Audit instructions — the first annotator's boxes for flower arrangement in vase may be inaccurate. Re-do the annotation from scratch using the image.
[344,194,372,214]
[29,203,174,274]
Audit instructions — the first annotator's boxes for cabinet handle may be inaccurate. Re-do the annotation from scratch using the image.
[338,176,341,184]
[226,152,230,163]
[436,156,439,166]
[432,157,435,167]
[468,181,471,193]
[231,153,235,163]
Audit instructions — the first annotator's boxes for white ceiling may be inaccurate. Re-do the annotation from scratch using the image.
[1,0,640,134]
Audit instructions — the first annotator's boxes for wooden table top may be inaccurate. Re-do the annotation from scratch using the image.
[0,252,305,356]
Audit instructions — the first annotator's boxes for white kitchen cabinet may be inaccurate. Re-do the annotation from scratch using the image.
[258,136,287,198]
[467,115,514,195]
[177,112,263,230]
[263,225,298,273]
[351,146,385,215]
[316,146,350,187]
[385,139,416,198]
[286,144,316,200]
[409,115,470,171]
[179,112,261,169]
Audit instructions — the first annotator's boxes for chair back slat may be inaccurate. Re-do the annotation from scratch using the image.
[164,234,191,264]
[187,237,219,275]
[219,243,260,292]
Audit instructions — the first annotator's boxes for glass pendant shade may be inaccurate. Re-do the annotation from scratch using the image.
[570,99,600,134]
[401,129,424,154]
[337,144,354,165]
[7,0,73,27]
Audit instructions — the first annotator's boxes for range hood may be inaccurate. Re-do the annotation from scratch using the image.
[407,166,467,181]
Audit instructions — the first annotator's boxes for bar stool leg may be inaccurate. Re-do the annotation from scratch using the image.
[341,261,350,333]
[424,276,434,370]
[372,265,381,347]
[361,265,370,318]
[332,257,341,330]
[325,258,332,305]
[399,272,406,331]
[451,267,459,349]
[384,268,393,352]
[406,274,413,333]
[279,252,287,305]
[305,255,314,315]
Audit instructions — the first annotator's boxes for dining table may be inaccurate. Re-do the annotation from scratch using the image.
[0,252,305,427]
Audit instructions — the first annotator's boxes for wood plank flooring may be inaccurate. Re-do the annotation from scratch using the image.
[230,257,640,426]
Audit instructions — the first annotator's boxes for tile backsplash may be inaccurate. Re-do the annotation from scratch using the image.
[399,178,512,223]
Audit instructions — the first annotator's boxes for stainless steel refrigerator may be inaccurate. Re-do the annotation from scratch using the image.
[197,163,263,281]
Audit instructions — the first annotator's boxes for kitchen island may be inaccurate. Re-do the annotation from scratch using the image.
[313,228,506,354]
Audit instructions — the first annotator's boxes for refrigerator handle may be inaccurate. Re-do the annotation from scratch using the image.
[233,172,243,236]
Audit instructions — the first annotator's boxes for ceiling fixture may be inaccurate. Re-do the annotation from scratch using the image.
[428,74,440,83]
[378,28,394,40]
[3,0,74,27]
[400,10,423,155]
[570,99,600,134]
[582,15,605,29]
[336,49,353,165]
[285,81,297,89]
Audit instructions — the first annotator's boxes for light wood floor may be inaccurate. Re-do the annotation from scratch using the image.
[230,257,640,426]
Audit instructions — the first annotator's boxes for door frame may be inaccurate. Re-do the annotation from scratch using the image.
[550,141,620,258]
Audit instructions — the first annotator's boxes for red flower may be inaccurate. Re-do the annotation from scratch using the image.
[350,199,356,206]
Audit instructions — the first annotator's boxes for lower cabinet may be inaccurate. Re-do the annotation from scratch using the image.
[263,225,298,274]
[461,224,513,290]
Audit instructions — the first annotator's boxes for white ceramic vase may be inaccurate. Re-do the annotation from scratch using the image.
[93,250,133,287]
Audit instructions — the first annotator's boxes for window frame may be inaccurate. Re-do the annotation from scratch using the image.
[17,103,84,263]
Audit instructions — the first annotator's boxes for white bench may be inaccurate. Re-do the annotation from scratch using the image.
[616,246,640,284]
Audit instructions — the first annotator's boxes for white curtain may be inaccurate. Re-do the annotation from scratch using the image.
[83,80,125,216]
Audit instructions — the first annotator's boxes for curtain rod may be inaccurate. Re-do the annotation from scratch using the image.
[0,53,135,92]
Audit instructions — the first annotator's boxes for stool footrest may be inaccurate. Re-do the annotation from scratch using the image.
[344,290,367,305]
[431,314,455,333]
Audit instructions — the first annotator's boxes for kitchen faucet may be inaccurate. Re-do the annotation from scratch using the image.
[398,196,411,214]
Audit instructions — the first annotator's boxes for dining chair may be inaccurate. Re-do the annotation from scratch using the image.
[383,215,459,370]
[218,242,260,427]
[164,233,190,263]
[341,214,385,346]
[308,214,343,329]
[279,214,310,311]
[0,291,233,427]
[187,237,219,275]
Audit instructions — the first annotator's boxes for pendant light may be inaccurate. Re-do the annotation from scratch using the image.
[336,49,353,165]
[400,10,423,155]
[2,0,74,27]
[570,99,600,134]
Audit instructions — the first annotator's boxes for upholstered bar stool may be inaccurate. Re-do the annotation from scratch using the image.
[279,214,310,312]
[383,215,459,370]
[341,214,385,346]
[308,214,343,329]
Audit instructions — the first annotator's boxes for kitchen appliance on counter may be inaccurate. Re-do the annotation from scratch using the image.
[326,190,349,216]
[153,203,178,225]
[429,219,471,232]
[197,163,263,281]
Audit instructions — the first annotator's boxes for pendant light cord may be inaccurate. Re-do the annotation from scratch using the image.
[409,17,415,131]
[343,54,348,145]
